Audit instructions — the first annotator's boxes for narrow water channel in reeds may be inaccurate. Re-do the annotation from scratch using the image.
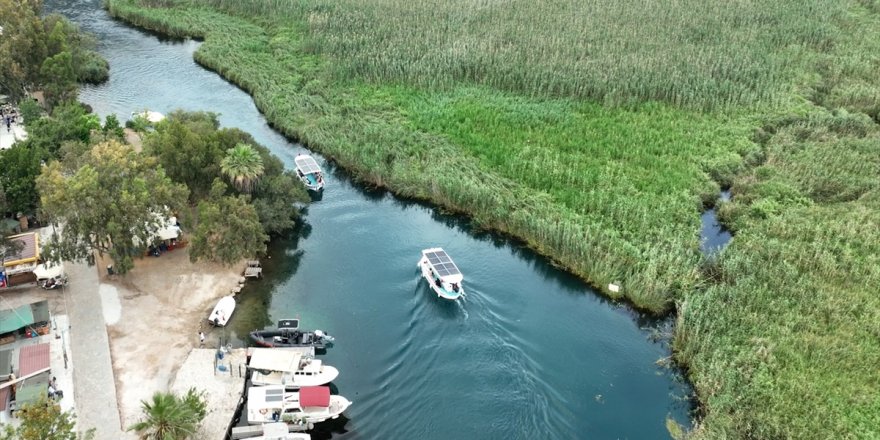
[47,0,694,437]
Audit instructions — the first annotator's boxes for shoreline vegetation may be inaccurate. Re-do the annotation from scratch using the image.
[104,0,880,438]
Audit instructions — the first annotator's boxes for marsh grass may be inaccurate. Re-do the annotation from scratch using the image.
[106,0,880,437]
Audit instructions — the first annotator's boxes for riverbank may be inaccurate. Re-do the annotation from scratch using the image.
[104,0,762,314]
[102,1,880,438]
[96,249,244,430]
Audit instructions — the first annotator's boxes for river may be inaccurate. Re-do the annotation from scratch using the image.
[47,0,693,438]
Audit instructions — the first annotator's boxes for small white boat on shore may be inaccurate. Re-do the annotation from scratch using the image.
[250,348,339,389]
[294,154,324,191]
[418,248,465,300]
[247,385,351,425]
[208,295,236,326]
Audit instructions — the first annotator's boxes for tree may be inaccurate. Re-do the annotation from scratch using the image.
[0,188,25,274]
[0,144,48,215]
[220,143,263,193]
[36,140,188,274]
[128,388,206,440]
[23,101,100,156]
[0,0,47,100]
[0,397,94,440]
[189,180,267,265]
[0,2,106,104]
[102,114,125,140]
[252,171,310,234]
[143,114,224,201]
[40,50,77,107]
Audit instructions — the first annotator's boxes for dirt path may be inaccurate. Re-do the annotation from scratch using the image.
[98,249,244,429]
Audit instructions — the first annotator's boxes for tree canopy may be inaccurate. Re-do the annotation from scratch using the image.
[0,397,93,440]
[36,140,188,273]
[220,143,264,193]
[188,180,268,265]
[128,388,206,440]
[0,0,107,104]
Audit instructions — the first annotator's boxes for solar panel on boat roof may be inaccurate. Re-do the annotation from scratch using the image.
[296,156,322,174]
[425,250,460,276]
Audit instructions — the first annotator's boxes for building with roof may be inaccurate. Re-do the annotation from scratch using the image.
[1,232,40,287]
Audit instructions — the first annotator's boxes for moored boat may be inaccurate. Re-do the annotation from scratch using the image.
[249,319,335,349]
[417,247,465,300]
[249,347,340,389]
[294,154,324,191]
[208,295,236,326]
[247,385,351,425]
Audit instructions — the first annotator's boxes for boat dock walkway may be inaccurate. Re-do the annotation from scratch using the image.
[171,348,248,440]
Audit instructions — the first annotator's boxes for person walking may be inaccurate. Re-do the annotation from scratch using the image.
[199,331,205,347]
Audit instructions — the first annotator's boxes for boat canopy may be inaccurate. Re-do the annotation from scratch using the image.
[249,348,302,373]
[299,386,330,407]
[421,248,463,283]
[248,386,286,410]
[295,156,321,175]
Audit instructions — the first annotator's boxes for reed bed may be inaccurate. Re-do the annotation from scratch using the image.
[107,0,880,437]
[676,114,880,438]
[173,0,851,111]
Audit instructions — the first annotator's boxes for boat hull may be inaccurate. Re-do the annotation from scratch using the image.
[208,295,236,326]
[247,395,352,425]
[251,365,340,389]
[249,330,332,350]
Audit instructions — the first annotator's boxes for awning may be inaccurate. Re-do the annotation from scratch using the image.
[19,343,50,377]
[0,305,34,334]
[0,349,12,376]
[15,373,49,406]
[33,263,64,280]
[155,216,180,241]
[249,348,301,373]
[299,386,330,407]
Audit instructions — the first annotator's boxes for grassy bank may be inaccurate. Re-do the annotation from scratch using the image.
[105,0,761,313]
[105,0,880,437]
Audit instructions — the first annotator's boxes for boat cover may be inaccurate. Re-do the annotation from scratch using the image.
[422,248,463,282]
[249,348,302,372]
[295,156,321,174]
[299,386,330,407]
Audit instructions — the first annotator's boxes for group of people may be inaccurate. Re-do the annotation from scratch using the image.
[0,105,19,133]
[48,376,63,400]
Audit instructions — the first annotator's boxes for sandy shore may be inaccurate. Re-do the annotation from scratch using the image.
[97,249,244,430]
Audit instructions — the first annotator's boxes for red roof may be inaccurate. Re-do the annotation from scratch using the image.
[299,386,330,407]
[19,343,50,377]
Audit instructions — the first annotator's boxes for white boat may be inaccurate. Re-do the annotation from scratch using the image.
[237,422,311,440]
[249,348,339,389]
[294,155,324,191]
[130,110,165,123]
[418,248,465,300]
[247,385,351,425]
[208,295,236,326]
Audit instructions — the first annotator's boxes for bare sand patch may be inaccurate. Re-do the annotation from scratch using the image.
[99,250,244,430]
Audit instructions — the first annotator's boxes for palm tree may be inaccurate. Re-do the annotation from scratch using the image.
[220,143,264,193]
[128,389,206,440]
